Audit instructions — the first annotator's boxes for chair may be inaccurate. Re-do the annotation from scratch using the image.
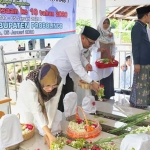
[0,111,5,118]
[0,114,23,149]
[0,98,12,113]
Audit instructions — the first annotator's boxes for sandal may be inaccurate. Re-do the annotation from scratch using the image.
[102,98,108,101]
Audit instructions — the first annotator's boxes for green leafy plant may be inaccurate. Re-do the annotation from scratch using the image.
[108,111,150,134]
[96,85,105,99]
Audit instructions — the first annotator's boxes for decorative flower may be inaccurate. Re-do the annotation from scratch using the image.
[76,118,83,124]
[66,140,72,144]
[108,33,113,38]
[92,101,96,106]
[100,85,104,88]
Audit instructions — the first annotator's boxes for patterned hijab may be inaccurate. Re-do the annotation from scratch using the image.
[97,17,115,44]
[26,63,61,121]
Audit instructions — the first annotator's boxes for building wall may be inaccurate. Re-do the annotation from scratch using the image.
[76,0,92,20]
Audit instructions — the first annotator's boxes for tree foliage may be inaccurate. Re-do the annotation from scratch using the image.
[76,19,92,34]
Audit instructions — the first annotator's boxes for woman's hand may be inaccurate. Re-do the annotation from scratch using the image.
[108,32,113,38]
[43,126,56,149]
[97,48,106,52]
[111,55,115,61]
[44,134,56,149]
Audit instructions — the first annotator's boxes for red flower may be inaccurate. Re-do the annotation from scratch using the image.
[108,33,113,38]
[66,140,72,144]
[100,85,104,88]
[76,118,83,124]
[111,142,114,145]
[92,102,96,106]
[91,145,101,150]
[26,124,33,130]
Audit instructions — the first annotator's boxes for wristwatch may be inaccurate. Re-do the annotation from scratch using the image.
[90,80,94,85]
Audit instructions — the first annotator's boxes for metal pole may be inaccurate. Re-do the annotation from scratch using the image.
[13,63,17,101]
[21,62,24,80]
[5,65,10,97]
[0,45,7,99]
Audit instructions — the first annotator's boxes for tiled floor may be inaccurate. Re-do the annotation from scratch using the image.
[4,93,150,150]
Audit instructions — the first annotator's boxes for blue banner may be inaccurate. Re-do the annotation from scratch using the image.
[0,0,76,41]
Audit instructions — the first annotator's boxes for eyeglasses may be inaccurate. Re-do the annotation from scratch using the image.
[44,85,58,89]
[85,36,95,45]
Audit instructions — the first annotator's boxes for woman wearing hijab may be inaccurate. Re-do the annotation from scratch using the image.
[16,63,63,148]
[90,17,116,101]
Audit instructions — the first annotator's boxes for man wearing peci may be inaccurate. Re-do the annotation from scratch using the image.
[130,6,150,108]
[42,26,100,112]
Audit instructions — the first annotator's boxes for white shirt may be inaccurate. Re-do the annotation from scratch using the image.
[16,79,63,129]
[42,34,92,84]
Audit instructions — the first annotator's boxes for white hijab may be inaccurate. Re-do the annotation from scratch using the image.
[97,17,115,44]
[89,17,115,80]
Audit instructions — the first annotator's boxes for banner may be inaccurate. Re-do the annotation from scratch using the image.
[0,0,76,41]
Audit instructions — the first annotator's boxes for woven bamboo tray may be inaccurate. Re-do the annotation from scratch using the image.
[67,106,102,139]
[78,70,100,89]
[95,49,118,68]
[18,114,35,141]
[21,124,35,141]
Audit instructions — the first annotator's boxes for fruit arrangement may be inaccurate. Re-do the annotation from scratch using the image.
[21,124,34,135]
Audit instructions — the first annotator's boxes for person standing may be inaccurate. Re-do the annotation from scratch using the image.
[120,56,132,89]
[42,26,100,112]
[90,17,116,101]
[120,64,130,89]
[130,6,150,108]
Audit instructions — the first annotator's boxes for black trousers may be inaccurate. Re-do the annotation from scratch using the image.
[58,74,74,112]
